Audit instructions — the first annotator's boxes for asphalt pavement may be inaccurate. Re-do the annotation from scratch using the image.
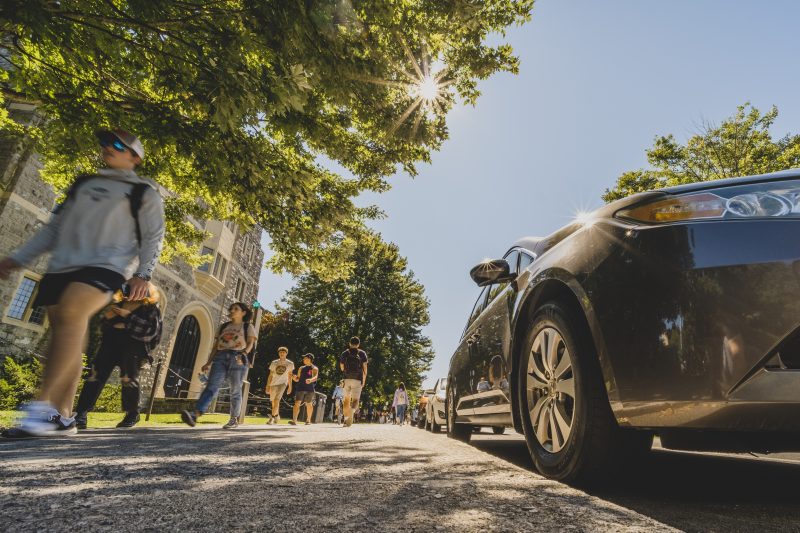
[0,423,672,533]
[467,430,800,533]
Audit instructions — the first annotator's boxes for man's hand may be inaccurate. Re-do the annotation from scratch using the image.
[201,363,211,373]
[0,257,21,280]
[125,276,149,301]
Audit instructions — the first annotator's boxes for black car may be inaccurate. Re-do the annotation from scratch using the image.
[447,169,800,484]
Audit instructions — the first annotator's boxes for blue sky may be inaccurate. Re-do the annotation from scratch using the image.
[259,0,800,388]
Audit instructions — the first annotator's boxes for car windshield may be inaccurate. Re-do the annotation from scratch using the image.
[438,379,447,390]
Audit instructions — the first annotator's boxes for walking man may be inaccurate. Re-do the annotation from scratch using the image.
[1,129,164,438]
[265,347,294,424]
[339,336,368,427]
[291,353,318,425]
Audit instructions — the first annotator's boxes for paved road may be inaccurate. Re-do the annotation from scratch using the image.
[0,423,672,533]
[463,429,800,533]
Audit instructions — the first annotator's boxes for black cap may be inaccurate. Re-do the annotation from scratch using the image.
[350,336,360,346]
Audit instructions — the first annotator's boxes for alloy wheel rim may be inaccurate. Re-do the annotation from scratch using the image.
[526,326,575,453]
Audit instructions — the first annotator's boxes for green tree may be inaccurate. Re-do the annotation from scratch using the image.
[1,0,533,276]
[264,233,433,406]
[603,103,800,202]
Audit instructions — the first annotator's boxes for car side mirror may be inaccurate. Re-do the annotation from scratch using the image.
[469,259,515,287]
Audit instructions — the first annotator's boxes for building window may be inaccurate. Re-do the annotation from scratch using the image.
[212,254,228,281]
[198,246,214,273]
[212,253,222,277]
[220,257,228,280]
[7,276,45,325]
[235,278,246,300]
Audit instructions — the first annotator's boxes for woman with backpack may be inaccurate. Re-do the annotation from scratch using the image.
[74,282,163,429]
[181,302,257,429]
[392,383,409,426]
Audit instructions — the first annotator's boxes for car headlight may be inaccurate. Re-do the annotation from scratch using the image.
[616,181,800,223]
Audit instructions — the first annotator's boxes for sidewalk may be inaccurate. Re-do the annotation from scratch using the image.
[0,424,674,532]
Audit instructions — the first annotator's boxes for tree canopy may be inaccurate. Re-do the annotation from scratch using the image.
[1,0,533,276]
[251,233,433,405]
[603,103,800,202]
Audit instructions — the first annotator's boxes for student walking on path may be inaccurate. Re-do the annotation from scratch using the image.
[339,336,368,428]
[290,354,318,425]
[1,129,164,439]
[265,347,294,424]
[181,302,257,429]
[392,383,409,426]
[74,283,163,429]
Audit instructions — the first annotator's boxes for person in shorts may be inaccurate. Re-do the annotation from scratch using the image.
[0,129,164,439]
[339,336,368,427]
[290,353,318,425]
[265,347,294,424]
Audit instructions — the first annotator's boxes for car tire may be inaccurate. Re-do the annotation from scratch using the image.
[431,418,441,433]
[517,301,648,485]
[446,383,472,443]
[492,426,505,435]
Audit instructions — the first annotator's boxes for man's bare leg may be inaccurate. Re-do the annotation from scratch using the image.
[292,401,301,423]
[41,283,111,417]
[343,394,352,422]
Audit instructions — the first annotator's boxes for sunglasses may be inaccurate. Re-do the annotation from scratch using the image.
[99,137,128,153]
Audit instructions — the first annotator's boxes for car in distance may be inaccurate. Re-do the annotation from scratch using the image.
[447,169,800,484]
[426,378,447,432]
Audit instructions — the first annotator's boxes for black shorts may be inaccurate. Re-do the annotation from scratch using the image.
[295,390,316,404]
[34,267,126,307]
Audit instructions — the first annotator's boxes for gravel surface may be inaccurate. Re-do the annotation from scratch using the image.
[0,423,675,532]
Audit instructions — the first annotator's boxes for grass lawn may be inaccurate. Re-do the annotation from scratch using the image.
[0,410,281,429]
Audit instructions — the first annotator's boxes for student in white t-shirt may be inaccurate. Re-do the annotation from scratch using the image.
[266,347,294,424]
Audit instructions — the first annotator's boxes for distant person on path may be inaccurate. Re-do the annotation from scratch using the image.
[330,380,344,424]
[290,353,318,425]
[339,336,368,427]
[392,383,409,426]
[1,129,164,439]
[74,283,163,429]
[181,302,257,430]
[265,347,294,424]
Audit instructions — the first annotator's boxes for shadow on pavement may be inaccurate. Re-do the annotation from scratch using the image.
[467,432,800,533]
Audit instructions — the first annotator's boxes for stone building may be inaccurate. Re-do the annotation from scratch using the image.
[0,102,265,403]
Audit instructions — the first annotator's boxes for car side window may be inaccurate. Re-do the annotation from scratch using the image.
[504,250,520,275]
[519,251,534,271]
[465,286,489,331]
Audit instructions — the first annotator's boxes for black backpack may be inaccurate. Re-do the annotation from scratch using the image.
[128,304,163,354]
[55,174,152,244]
[343,349,364,378]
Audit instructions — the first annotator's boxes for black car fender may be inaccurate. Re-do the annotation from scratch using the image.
[509,266,622,433]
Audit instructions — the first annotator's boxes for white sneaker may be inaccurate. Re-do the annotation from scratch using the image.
[2,413,77,438]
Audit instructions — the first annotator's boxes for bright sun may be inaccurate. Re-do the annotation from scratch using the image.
[415,74,440,102]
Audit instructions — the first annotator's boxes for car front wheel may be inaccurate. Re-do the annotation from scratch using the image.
[518,301,648,485]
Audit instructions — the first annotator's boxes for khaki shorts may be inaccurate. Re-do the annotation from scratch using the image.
[343,379,363,401]
[268,383,287,403]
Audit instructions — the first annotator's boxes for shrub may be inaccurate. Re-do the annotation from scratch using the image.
[0,355,42,410]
